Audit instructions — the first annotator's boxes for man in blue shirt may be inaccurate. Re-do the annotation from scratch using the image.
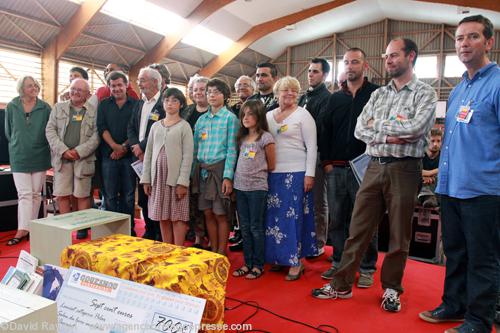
[419,15,499,333]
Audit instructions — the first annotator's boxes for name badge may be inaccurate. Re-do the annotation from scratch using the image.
[201,132,208,140]
[149,113,159,121]
[278,124,288,134]
[72,114,83,122]
[243,147,256,159]
[456,105,473,123]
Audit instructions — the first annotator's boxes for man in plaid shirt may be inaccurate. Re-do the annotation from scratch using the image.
[312,37,437,313]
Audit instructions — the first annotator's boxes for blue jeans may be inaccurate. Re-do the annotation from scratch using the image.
[326,166,378,273]
[236,190,267,270]
[101,156,136,229]
[440,195,500,333]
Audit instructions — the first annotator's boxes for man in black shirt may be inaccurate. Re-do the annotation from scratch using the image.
[418,128,442,207]
[318,48,379,287]
[97,71,137,235]
[298,58,331,257]
[248,62,279,112]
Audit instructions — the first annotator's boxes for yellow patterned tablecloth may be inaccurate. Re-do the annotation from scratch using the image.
[60,234,229,332]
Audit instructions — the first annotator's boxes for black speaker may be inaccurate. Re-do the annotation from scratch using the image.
[378,207,442,264]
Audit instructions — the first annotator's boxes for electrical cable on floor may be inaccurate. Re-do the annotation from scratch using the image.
[225,295,340,333]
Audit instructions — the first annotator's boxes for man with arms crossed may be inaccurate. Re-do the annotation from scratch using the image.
[312,38,437,313]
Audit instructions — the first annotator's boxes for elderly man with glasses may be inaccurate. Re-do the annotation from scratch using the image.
[46,78,100,215]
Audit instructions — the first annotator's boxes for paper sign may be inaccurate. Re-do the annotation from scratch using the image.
[16,250,39,274]
[131,160,144,178]
[57,267,206,333]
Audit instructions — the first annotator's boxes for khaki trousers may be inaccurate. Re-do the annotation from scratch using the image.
[331,158,421,293]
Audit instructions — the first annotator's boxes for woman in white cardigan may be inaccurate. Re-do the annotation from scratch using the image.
[141,88,194,245]
[265,76,319,280]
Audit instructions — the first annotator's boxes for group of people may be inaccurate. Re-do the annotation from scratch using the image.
[3,13,498,333]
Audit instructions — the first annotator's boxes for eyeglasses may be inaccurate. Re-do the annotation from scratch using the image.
[70,88,88,94]
[206,89,222,96]
[136,78,151,84]
[236,83,252,89]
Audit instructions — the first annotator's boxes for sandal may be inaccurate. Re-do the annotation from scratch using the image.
[245,268,263,280]
[6,233,29,246]
[232,266,250,277]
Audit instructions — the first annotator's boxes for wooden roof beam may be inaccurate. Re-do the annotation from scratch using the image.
[129,0,234,88]
[199,0,354,78]
[41,0,107,104]
[416,0,500,12]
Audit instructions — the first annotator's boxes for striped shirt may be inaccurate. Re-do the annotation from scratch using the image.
[193,105,239,180]
[355,75,437,158]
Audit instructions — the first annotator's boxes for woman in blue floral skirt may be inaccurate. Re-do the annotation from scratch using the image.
[265,76,318,281]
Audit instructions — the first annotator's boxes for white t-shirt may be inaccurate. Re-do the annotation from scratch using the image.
[139,91,161,142]
[266,106,317,176]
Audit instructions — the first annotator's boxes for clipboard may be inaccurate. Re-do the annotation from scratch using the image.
[349,153,371,185]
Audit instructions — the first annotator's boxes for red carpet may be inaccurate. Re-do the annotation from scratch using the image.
[0,222,496,333]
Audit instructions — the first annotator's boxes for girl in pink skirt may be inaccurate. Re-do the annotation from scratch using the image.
[141,88,194,245]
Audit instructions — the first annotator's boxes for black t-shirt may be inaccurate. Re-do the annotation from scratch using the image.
[181,104,207,131]
[423,152,440,171]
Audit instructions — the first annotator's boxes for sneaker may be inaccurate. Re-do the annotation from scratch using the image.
[444,323,481,333]
[381,288,401,312]
[321,266,337,280]
[419,305,464,323]
[312,283,352,300]
[228,230,241,244]
[357,272,374,288]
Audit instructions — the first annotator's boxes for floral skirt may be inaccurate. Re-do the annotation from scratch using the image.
[264,172,318,266]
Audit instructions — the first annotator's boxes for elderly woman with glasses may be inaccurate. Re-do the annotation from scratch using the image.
[265,76,319,281]
[4,76,51,245]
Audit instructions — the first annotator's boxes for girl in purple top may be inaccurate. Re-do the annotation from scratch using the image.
[232,100,276,279]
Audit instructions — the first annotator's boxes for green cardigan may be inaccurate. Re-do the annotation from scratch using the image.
[4,96,52,172]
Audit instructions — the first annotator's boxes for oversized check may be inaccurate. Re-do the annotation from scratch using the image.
[57,267,206,333]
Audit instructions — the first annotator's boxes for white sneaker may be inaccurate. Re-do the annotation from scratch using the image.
[381,288,401,312]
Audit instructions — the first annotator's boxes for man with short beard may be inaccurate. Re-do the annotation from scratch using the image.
[318,48,379,287]
[248,62,279,112]
[312,38,437,313]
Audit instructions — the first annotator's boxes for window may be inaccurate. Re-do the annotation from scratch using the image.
[182,26,233,55]
[414,56,437,79]
[0,48,42,104]
[101,0,183,36]
[444,55,466,77]
[58,61,105,99]
[336,60,345,82]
